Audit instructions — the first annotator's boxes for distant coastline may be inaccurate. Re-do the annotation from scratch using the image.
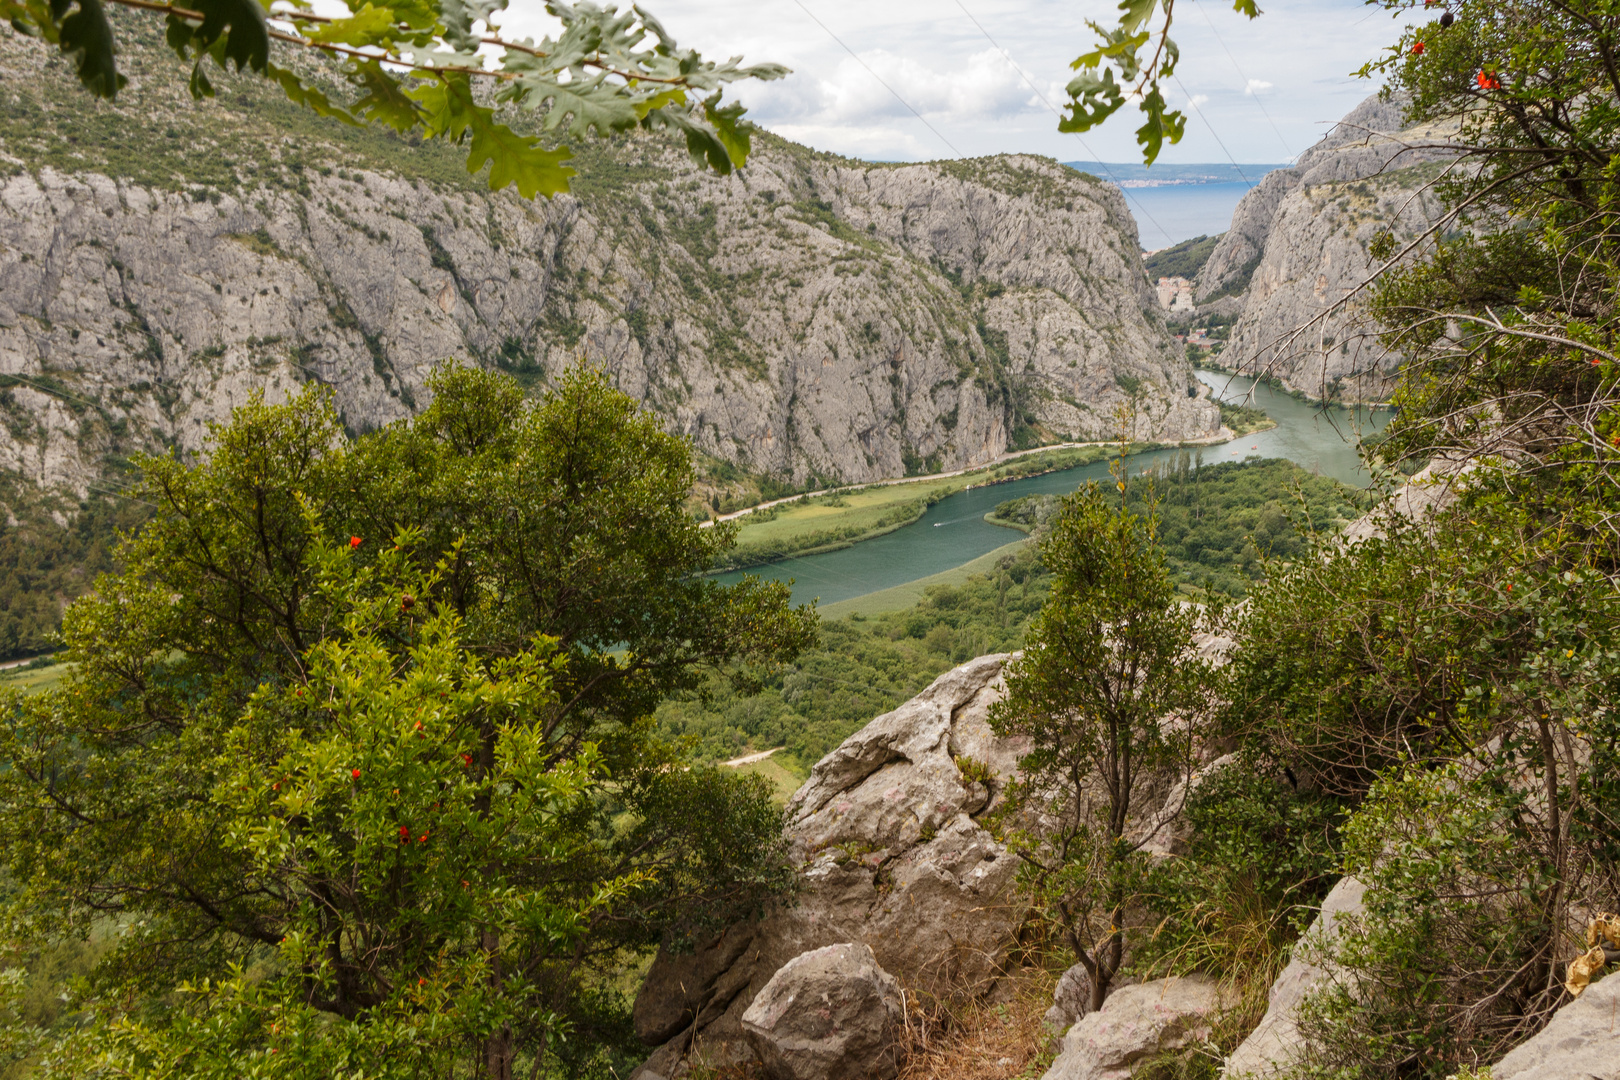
[1064,161,1292,188]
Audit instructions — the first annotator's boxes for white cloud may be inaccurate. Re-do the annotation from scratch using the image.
[494,0,1423,164]
[1186,93,1211,108]
[746,47,1054,128]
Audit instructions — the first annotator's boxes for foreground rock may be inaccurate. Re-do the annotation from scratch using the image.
[1221,876,1367,1078]
[631,654,1027,1076]
[1043,976,1224,1080]
[1492,971,1620,1080]
[740,943,903,1080]
[1042,963,1098,1048]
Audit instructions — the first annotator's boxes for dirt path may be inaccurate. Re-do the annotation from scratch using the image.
[720,747,783,767]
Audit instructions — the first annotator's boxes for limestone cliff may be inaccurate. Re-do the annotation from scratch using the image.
[1198,94,1456,400]
[0,22,1217,501]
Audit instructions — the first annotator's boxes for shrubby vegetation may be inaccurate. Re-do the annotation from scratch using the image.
[1144,234,1222,281]
[0,366,815,1079]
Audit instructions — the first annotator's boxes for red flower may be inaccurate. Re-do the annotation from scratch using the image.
[349,536,363,549]
[351,768,361,779]
[1412,40,1425,55]
[399,825,410,840]
[418,831,429,844]
[1476,70,1501,90]
[461,753,472,767]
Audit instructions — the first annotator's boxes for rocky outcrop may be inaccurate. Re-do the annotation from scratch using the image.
[1492,971,1620,1080]
[740,943,904,1080]
[631,653,1028,1076]
[1043,975,1225,1080]
[1197,95,1410,304]
[0,27,1218,504]
[1197,94,1458,400]
[1340,459,1470,544]
[1221,876,1367,1078]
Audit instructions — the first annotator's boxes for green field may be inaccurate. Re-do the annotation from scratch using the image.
[0,660,71,695]
[726,754,805,802]
[717,444,1138,569]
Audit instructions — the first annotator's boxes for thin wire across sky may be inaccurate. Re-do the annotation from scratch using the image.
[787,0,1281,249]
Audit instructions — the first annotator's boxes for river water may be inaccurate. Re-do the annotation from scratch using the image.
[715,371,1390,608]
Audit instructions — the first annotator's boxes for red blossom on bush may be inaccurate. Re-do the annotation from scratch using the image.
[1412,40,1425,54]
[349,536,363,549]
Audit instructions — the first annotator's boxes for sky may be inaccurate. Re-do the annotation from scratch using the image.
[497,0,1418,166]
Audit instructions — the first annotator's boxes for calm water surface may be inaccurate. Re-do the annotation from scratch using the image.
[716,371,1389,608]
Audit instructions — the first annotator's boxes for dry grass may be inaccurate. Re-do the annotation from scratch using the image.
[897,966,1061,1080]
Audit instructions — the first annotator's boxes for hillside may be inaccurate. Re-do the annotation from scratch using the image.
[0,19,1219,511]
[1194,95,1455,399]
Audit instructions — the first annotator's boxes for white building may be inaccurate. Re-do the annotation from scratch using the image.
[1156,276,1195,312]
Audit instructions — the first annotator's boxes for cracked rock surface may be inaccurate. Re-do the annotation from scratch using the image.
[630,653,1027,1077]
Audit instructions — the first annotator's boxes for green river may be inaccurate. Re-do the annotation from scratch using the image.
[717,370,1391,608]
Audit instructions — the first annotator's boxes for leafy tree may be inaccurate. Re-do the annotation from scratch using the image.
[1063,0,1261,163]
[0,0,785,198]
[0,366,815,1077]
[989,479,1213,1011]
[1363,0,1620,505]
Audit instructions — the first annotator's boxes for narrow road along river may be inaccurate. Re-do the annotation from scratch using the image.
[715,371,1390,609]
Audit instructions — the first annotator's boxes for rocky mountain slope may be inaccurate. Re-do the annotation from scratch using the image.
[0,21,1217,503]
[1197,94,1455,400]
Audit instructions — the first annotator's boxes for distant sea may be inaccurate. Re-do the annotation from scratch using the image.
[1063,163,1293,250]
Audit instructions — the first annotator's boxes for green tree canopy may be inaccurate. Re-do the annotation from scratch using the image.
[0,366,816,1077]
[990,478,1212,1011]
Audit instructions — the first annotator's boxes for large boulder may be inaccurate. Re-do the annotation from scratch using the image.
[1043,976,1225,1080]
[631,654,1028,1077]
[740,943,904,1080]
[1042,963,1097,1047]
[1492,972,1620,1080]
[1221,876,1367,1078]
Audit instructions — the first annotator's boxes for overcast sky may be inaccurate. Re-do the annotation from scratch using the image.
[500,0,1417,166]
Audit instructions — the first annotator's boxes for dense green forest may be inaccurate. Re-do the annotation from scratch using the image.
[0,491,147,661]
[1143,234,1221,280]
[990,456,1373,596]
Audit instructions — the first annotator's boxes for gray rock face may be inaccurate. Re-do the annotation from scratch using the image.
[1221,876,1367,1078]
[740,942,903,1080]
[1197,168,1302,302]
[1043,975,1224,1080]
[1493,971,1620,1080]
[0,30,1218,504]
[631,653,1028,1075]
[1197,94,1458,400]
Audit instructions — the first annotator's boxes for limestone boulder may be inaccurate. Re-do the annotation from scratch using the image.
[631,654,1029,1077]
[740,943,903,1080]
[1043,976,1224,1080]
[1042,962,1096,1047]
[1221,876,1366,1078]
[1493,972,1620,1080]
